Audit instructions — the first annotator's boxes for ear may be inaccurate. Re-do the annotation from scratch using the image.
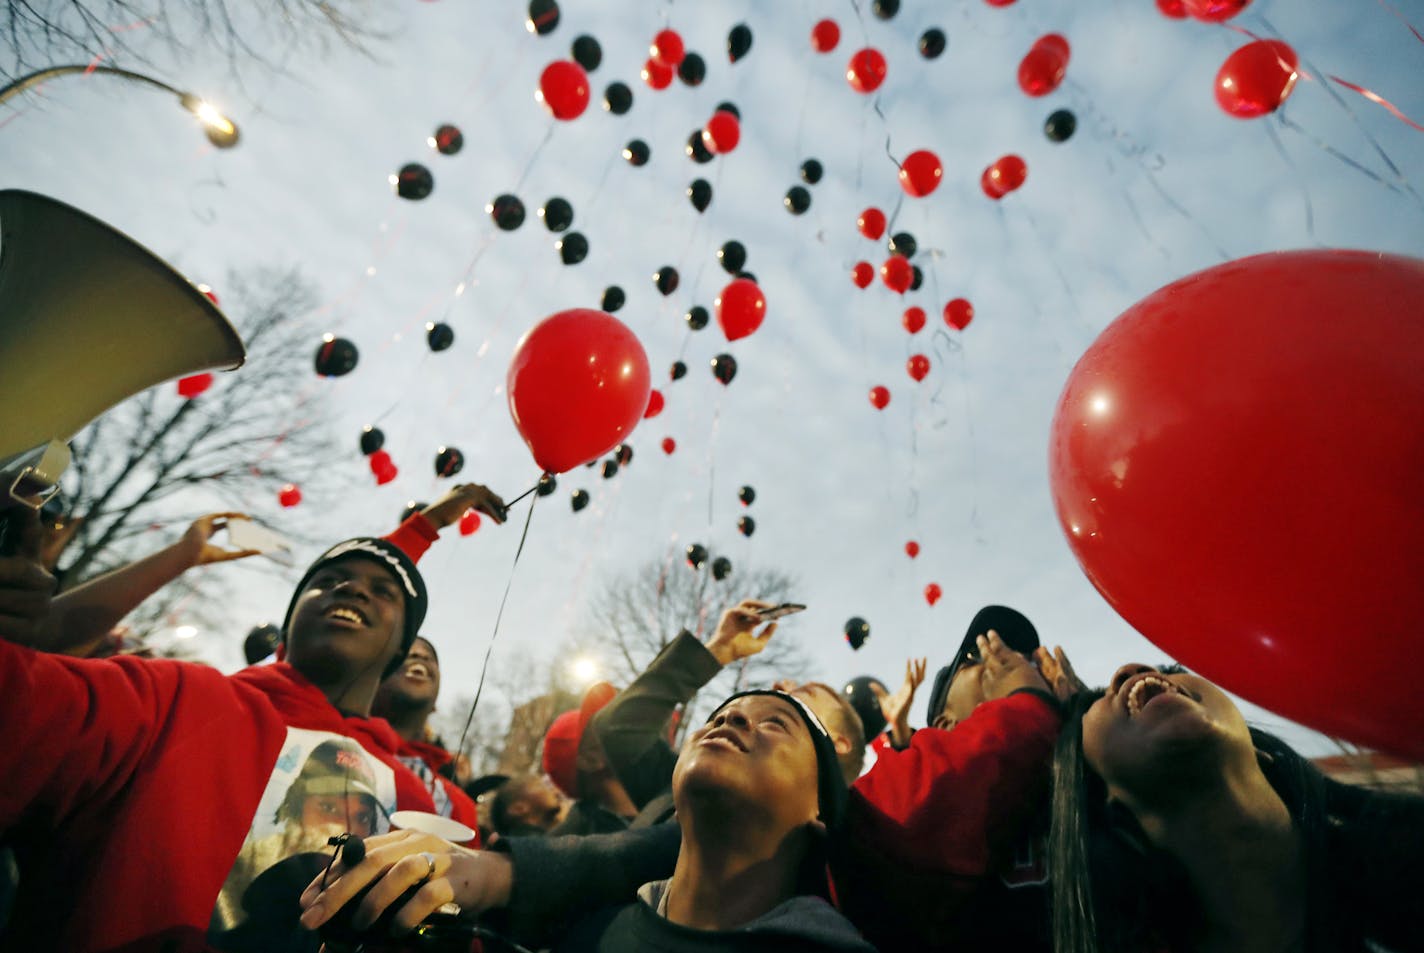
[806,817,827,838]
[832,733,854,756]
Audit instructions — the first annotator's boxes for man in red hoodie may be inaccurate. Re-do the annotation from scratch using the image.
[0,504,475,953]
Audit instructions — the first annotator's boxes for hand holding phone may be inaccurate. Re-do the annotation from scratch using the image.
[224,517,293,562]
[755,603,806,622]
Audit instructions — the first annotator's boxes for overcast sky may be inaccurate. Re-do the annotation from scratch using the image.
[3,0,1422,753]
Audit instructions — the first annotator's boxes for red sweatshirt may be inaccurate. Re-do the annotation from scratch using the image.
[0,645,445,952]
[396,737,480,840]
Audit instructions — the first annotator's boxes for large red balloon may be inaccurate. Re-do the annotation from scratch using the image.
[906,353,930,381]
[899,150,943,197]
[881,255,912,294]
[651,29,686,67]
[507,308,652,474]
[1215,40,1298,119]
[852,261,875,289]
[858,207,886,240]
[1018,35,1069,96]
[1184,0,1251,21]
[1049,250,1424,760]
[811,19,841,53]
[869,386,890,410]
[702,111,741,154]
[944,298,975,330]
[715,278,767,341]
[537,60,590,120]
[642,57,674,90]
[847,48,888,93]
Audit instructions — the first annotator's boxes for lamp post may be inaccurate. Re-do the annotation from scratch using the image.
[0,65,239,148]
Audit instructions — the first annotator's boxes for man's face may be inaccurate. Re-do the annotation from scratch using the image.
[776,679,857,757]
[300,793,378,838]
[675,694,821,831]
[377,637,440,710]
[511,777,571,832]
[286,557,406,681]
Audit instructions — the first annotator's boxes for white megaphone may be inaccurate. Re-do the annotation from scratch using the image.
[0,190,245,541]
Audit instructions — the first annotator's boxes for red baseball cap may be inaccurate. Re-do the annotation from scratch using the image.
[542,681,618,798]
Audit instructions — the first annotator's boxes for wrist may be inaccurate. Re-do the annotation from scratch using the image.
[707,641,734,666]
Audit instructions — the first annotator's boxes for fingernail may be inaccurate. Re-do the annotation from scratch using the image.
[299,903,324,929]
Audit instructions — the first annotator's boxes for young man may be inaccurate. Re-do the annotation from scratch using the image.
[371,635,480,837]
[543,681,640,836]
[490,774,571,838]
[0,507,452,952]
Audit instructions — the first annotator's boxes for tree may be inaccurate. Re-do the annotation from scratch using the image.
[52,265,338,642]
[1,1,385,82]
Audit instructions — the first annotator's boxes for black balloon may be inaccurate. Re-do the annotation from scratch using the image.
[712,556,733,581]
[919,28,947,59]
[558,232,589,265]
[601,285,626,313]
[800,159,824,185]
[737,270,757,284]
[737,515,756,537]
[688,178,713,212]
[571,34,602,71]
[714,101,741,120]
[400,500,428,524]
[678,52,707,86]
[616,443,633,466]
[728,23,753,62]
[910,265,924,292]
[670,360,688,381]
[686,130,714,164]
[433,124,463,155]
[624,139,650,166]
[314,335,359,377]
[1045,108,1077,143]
[604,82,633,114]
[435,446,465,478]
[872,0,900,18]
[844,617,871,651]
[685,305,709,331]
[243,623,281,666]
[601,459,619,479]
[427,322,454,352]
[540,196,573,232]
[537,473,557,496]
[784,186,811,215]
[571,489,590,512]
[686,543,709,569]
[654,266,680,296]
[527,0,559,35]
[394,163,434,201]
[889,231,917,259]
[738,485,756,506]
[718,240,747,274]
[359,426,385,456]
[489,193,526,231]
[711,353,737,385]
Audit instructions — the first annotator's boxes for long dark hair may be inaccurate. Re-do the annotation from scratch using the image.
[1050,690,1424,953]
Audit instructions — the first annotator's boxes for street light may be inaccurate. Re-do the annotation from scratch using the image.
[0,65,240,148]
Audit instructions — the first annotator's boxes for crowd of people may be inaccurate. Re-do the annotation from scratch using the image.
[0,481,1419,952]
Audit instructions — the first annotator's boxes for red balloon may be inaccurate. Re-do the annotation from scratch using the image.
[278,484,302,508]
[702,110,741,154]
[368,450,392,473]
[375,463,398,486]
[1050,250,1424,761]
[1215,40,1299,119]
[651,29,686,67]
[507,308,652,474]
[944,298,974,331]
[459,509,482,536]
[984,0,1017,6]
[858,207,886,240]
[906,353,930,382]
[983,155,1027,199]
[1018,36,1069,97]
[881,255,912,294]
[902,306,926,335]
[847,48,888,93]
[868,386,890,410]
[176,373,213,399]
[537,60,591,120]
[644,389,665,419]
[1184,0,1251,20]
[197,284,220,306]
[924,583,942,606]
[661,436,676,455]
[898,150,943,197]
[811,19,841,53]
[851,261,875,289]
[905,540,920,559]
[642,57,674,90]
[715,278,767,342]
[1156,0,1188,16]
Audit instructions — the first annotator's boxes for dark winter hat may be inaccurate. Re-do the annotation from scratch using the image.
[707,689,848,830]
[281,537,428,679]
[925,605,1040,725]
[842,675,889,740]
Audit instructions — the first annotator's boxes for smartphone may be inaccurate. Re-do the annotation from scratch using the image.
[226,518,293,562]
[755,603,806,621]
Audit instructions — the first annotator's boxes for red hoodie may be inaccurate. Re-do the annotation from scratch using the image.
[0,644,445,952]
[396,737,480,837]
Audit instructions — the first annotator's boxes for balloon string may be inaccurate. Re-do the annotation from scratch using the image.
[503,474,551,509]
[1324,76,1424,133]
[1376,0,1424,45]
[1259,117,1324,247]
[1272,111,1401,192]
[1114,165,1173,262]
[1141,166,1234,262]
[512,124,555,194]
[454,486,539,762]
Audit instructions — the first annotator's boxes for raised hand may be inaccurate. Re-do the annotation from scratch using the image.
[883,656,927,748]
[1034,645,1086,702]
[978,630,1049,702]
[181,512,262,566]
[421,483,508,530]
[707,599,778,666]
